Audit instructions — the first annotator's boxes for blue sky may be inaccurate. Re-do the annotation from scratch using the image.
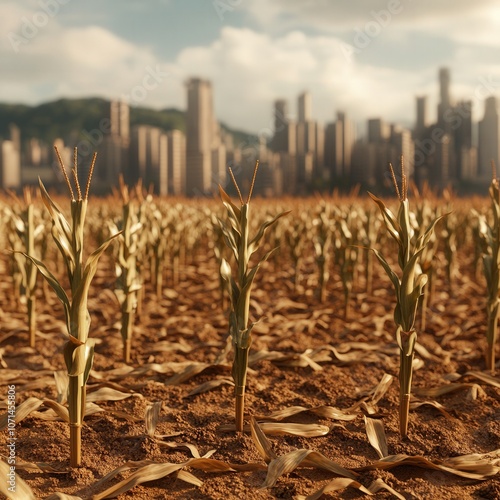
[2,0,500,134]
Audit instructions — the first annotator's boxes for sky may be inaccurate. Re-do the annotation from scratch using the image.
[2,0,500,135]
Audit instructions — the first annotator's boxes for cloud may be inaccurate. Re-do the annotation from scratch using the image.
[244,0,499,31]
[174,26,429,132]
[1,13,176,109]
[2,1,499,135]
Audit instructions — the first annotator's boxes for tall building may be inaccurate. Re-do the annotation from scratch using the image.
[298,91,312,122]
[130,125,168,194]
[0,140,21,189]
[272,99,290,152]
[351,118,405,187]
[453,100,473,179]
[0,124,21,190]
[438,67,452,131]
[100,100,130,188]
[167,129,186,196]
[368,118,390,143]
[186,78,217,195]
[478,96,500,178]
[390,126,414,177]
[110,100,130,141]
[315,122,325,176]
[9,124,21,154]
[296,92,317,188]
[415,96,427,140]
[431,133,452,186]
[324,112,356,182]
[184,78,227,195]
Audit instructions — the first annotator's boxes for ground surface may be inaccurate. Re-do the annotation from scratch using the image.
[1,203,500,500]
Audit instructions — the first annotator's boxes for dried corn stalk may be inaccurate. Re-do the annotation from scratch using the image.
[218,162,289,432]
[110,178,142,363]
[478,165,500,373]
[369,159,445,438]
[6,188,43,347]
[20,147,120,466]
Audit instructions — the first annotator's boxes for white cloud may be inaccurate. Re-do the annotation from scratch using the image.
[174,26,438,132]
[2,1,500,135]
[244,0,499,31]
[1,16,178,109]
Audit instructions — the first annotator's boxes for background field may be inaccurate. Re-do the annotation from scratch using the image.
[1,193,500,499]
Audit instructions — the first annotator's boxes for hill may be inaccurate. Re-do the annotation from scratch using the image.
[0,97,257,148]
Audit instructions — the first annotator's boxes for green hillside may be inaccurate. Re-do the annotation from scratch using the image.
[0,97,256,147]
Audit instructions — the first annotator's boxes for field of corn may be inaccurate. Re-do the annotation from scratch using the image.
[1,154,500,499]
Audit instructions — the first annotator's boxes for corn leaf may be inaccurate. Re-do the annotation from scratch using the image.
[0,460,37,500]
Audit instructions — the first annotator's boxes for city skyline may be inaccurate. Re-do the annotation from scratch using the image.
[2,1,500,133]
[2,66,498,196]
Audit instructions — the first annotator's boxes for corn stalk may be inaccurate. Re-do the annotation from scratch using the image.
[110,179,142,364]
[284,216,307,290]
[218,162,289,432]
[6,188,43,347]
[19,147,120,466]
[313,202,332,303]
[413,198,439,332]
[369,160,445,438]
[334,208,359,320]
[478,168,500,373]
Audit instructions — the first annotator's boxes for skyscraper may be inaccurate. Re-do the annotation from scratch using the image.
[438,67,452,131]
[298,91,312,123]
[453,100,473,179]
[110,100,130,141]
[100,100,130,187]
[185,78,216,195]
[272,99,289,153]
[167,129,186,196]
[129,125,168,194]
[478,96,500,178]
[324,112,356,181]
[0,140,21,190]
[415,96,427,140]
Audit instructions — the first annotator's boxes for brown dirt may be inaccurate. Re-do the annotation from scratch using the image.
[1,218,500,500]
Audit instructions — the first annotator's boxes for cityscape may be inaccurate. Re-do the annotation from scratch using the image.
[0,66,498,196]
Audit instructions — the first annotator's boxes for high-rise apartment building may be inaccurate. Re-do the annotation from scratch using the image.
[110,100,130,141]
[167,129,186,196]
[130,124,168,194]
[478,96,500,178]
[453,100,474,179]
[185,78,220,195]
[368,118,390,144]
[390,126,414,177]
[415,96,427,140]
[327,112,356,180]
[438,67,452,131]
[298,91,312,123]
[0,140,21,189]
[100,100,130,187]
[272,99,295,153]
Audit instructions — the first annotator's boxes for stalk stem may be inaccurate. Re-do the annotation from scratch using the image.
[235,387,245,432]
[28,296,36,348]
[70,424,82,468]
[399,350,414,438]
[68,375,83,467]
[486,305,498,373]
[233,346,249,432]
